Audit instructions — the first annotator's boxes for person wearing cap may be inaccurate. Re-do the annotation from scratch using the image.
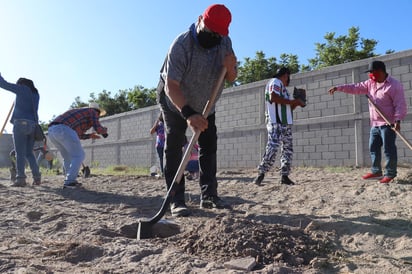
[328,60,407,183]
[157,4,237,216]
[48,102,108,188]
[0,73,42,187]
[253,68,305,186]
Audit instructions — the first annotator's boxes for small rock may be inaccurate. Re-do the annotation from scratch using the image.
[224,257,256,271]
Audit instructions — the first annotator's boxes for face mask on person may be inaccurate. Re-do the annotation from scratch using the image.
[197,30,222,49]
[369,72,379,81]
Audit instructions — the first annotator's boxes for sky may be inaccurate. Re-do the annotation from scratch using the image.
[1,0,412,133]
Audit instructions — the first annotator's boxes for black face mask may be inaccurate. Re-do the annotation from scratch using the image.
[197,30,222,49]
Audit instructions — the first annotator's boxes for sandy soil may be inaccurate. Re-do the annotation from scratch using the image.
[0,166,411,273]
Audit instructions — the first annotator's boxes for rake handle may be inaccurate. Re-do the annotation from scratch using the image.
[0,102,14,138]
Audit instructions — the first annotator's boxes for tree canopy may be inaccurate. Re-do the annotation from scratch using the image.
[308,26,378,70]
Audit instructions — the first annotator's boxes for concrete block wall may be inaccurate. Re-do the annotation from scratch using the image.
[81,106,161,168]
[9,49,409,169]
[0,134,13,167]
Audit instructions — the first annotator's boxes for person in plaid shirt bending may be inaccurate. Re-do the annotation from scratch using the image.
[48,102,108,188]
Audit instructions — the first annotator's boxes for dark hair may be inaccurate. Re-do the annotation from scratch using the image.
[16,78,38,93]
[274,67,291,78]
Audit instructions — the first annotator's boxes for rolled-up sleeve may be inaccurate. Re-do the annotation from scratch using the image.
[336,80,370,95]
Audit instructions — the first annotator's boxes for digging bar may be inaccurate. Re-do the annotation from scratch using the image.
[137,66,227,240]
[366,95,412,151]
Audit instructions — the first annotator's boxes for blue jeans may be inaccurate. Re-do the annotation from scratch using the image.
[369,126,397,177]
[48,124,85,183]
[12,119,41,181]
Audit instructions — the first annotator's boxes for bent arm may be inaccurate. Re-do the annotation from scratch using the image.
[165,79,186,111]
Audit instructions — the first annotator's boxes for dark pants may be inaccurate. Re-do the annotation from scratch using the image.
[156,146,164,173]
[159,95,218,204]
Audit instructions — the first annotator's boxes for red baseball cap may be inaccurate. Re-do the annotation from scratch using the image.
[202,4,231,36]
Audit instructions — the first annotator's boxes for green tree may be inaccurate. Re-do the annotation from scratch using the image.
[237,51,278,85]
[308,26,377,70]
[127,85,157,110]
[279,53,299,74]
[236,51,301,85]
[91,90,132,116]
[70,96,88,109]
[68,86,158,117]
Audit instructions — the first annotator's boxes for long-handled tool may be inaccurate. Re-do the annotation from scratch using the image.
[0,102,14,139]
[366,95,412,151]
[137,67,227,240]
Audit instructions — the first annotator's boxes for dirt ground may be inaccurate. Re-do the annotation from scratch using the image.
[0,166,411,273]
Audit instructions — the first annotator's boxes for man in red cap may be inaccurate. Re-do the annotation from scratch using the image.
[157,4,237,217]
[329,60,407,183]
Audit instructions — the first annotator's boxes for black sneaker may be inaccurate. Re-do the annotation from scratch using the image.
[63,181,82,189]
[281,175,295,185]
[253,173,265,185]
[200,196,229,209]
[11,178,26,187]
[170,202,190,217]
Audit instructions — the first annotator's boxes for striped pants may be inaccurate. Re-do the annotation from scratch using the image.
[258,123,293,175]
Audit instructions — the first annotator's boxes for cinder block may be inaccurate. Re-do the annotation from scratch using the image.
[319,79,333,88]
[332,77,347,86]
[391,65,410,75]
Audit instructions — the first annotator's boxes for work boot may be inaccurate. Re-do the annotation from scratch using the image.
[63,180,82,189]
[32,177,42,186]
[281,175,295,185]
[253,172,265,185]
[200,196,230,209]
[170,202,190,217]
[11,178,27,187]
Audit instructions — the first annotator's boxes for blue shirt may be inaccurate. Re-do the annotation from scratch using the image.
[0,75,39,123]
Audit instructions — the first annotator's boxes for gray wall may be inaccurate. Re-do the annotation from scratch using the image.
[2,49,411,169]
[0,134,13,167]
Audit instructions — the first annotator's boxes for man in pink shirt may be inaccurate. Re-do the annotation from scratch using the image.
[329,60,407,183]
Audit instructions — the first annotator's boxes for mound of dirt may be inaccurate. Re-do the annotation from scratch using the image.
[170,215,333,267]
